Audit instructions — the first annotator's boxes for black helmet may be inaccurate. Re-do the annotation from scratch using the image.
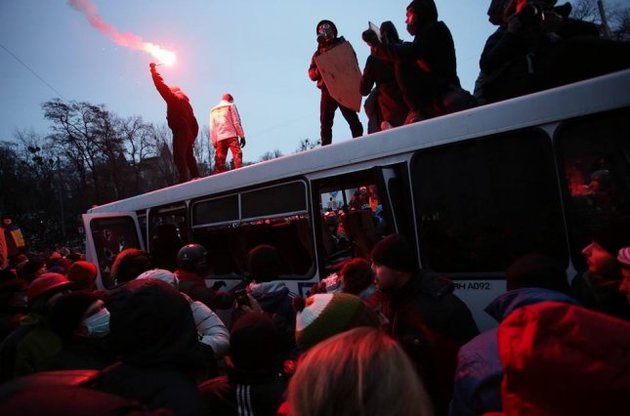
[177,244,208,271]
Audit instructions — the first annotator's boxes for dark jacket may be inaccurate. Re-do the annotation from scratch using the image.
[150,68,199,137]
[360,54,408,127]
[200,372,287,416]
[381,270,478,415]
[98,279,207,415]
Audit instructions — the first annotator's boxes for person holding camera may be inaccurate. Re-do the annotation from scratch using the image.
[308,20,363,146]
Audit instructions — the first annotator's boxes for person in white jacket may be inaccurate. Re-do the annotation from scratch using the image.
[209,93,246,174]
[136,268,230,357]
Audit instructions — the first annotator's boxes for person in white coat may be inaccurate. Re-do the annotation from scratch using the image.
[209,93,246,174]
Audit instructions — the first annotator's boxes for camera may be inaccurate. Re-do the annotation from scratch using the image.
[235,288,251,307]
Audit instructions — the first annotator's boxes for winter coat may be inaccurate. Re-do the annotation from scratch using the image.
[150,69,199,138]
[190,299,230,357]
[497,301,630,416]
[210,100,245,144]
[360,54,408,128]
[381,271,479,415]
[571,271,630,321]
[450,288,576,416]
[99,279,207,415]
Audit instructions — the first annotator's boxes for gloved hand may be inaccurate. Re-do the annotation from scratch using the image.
[149,62,157,72]
[239,137,246,148]
[362,29,379,47]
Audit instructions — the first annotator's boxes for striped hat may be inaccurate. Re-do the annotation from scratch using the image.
[294,293,379,351]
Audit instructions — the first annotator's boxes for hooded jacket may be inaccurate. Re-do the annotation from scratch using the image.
[151,68,199,138]
[210,100,245,144]
[450,288,576,416]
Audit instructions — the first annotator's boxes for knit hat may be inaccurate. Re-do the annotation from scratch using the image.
[294,293,379,351]
[67,261,98,290]
[136,268,179,289]
[340,258,374,296]
[371,234,416,273]
[592,216,630,256]
[618,247,630,267]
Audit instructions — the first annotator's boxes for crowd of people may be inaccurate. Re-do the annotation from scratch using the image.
[0,210,629,414]
[149,0,629,182]
[2,0,630,414]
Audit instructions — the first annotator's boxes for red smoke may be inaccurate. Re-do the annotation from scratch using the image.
[68,0,176,66]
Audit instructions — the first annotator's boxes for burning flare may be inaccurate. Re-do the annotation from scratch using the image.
[68,0,177,66]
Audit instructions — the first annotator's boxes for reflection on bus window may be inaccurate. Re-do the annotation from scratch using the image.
[557,109,630,272]
[318,179,389,271]
[412,129,567,272]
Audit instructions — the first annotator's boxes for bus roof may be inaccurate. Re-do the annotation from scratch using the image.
[88,69,630,214]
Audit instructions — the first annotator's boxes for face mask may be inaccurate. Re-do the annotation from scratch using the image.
[80,307,111,338]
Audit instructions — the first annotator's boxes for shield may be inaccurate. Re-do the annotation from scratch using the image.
[315,41,362,112]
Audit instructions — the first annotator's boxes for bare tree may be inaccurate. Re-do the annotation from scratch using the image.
[259,150,283,161]
[295,138,320,152]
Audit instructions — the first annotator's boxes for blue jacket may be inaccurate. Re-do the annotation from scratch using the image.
[449,288,576,416]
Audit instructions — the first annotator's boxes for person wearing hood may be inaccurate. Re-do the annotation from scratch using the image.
[149,62,200,183]
[308,19,363,146]
[98,278,207,414]
[370,233,478,415]
[450,253,576,416]
[210,93,246,174]
[362,1,475,125]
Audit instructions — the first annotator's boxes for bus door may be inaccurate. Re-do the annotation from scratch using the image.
[82,212,144,290]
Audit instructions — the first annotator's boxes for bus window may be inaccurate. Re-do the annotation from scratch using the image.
[316,174,391,272]
[411,128,567,273]
[556,108,630,272]
[148,204,187,271]
[191,181,314,280]
[88,216,142,288]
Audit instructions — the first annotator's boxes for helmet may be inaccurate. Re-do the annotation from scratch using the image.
[27,272,72,303]
[177,244,208,271]
[316,20,338,37]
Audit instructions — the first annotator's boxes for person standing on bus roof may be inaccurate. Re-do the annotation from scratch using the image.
[210,93,246,174]
[308,20,363,146]
[149,63,200,183]
[370,233,479,415]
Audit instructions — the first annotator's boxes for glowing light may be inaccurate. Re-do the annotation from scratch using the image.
[143,43,176,67]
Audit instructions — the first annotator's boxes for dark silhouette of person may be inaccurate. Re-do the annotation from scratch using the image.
[149,63,200,183]
[360,21,409,131]
[363,1,476,124]
[308,20,363,146]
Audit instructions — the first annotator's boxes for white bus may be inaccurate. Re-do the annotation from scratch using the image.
[84,69,630,330]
